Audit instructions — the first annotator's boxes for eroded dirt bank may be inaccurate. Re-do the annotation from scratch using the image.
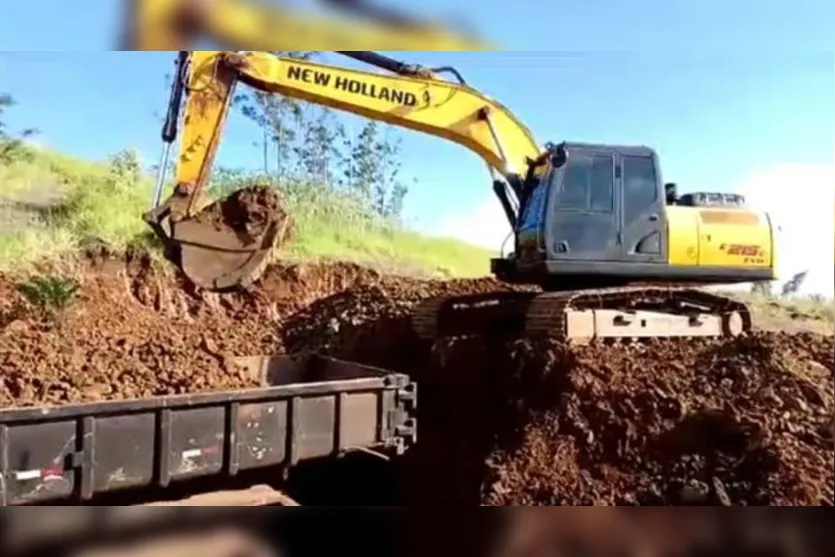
[0,251,395,405]
[0,252,832,505]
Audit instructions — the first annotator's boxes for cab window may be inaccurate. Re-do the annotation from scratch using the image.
[622,156,658,222]
[557,154,614,212]
[519,178,548,231]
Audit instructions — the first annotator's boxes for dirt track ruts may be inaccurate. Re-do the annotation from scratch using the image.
[0,251,832,506]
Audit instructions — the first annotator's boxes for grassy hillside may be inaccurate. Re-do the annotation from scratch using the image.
[0,146,494,278]
[729,291,833,333]
[1,145,831,334]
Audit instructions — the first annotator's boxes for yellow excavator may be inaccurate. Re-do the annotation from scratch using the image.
[145,50,778,343]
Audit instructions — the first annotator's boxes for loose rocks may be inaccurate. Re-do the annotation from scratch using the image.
[1,252,832,506]
[0,255,386,407]
[480,334,834,506]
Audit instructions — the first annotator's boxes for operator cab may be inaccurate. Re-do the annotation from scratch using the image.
[495,142,667,286]
[492,141,770,289]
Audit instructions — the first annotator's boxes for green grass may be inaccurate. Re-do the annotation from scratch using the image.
[3,146,830,330]
[258,178,493,277]
[0,146,494,278]
[729,291,834,329]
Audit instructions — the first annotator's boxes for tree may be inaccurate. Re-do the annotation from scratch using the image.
[0,93,38,163]
[292,105,347,186]
[232,51,411,217]
[781,270,809,297]
[341,120,409,218]
[234,51,319,180]
[107,149,142,186]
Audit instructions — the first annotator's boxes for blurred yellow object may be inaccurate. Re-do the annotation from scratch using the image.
[120,0,497,50]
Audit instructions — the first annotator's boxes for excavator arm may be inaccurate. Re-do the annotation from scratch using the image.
[145,50,547,291]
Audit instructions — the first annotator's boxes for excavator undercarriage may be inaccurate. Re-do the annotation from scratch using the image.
[412,286,753,344]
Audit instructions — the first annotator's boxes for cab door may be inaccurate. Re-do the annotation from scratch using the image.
[618,153,667,262]
[546,149,621,261]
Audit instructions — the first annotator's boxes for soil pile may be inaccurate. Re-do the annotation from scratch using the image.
[187,185,294,250]
[1,252,832,506]
[270,275,834,506]
[0,253,386,407]
[279,276,526,369]
[0,250,516,408]
[481,334,834,506]
[220,185,293,244]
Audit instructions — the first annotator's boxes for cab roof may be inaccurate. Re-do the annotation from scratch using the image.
[561,141,658,158]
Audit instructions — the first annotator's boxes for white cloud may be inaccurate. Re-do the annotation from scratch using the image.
[435,194,513,253]
[434,162,835,296]
[731,162,834,297]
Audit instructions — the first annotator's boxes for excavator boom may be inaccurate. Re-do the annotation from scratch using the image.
[177,51,541,186]
[145,50,544,291]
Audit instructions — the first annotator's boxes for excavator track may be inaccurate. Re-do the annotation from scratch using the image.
[412,286,752,343]
[411,290,538,340]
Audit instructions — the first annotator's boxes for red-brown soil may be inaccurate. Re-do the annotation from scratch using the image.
[218,184,294,244]
[0,251,832,506]
[0,251,390,406]
[188,184,294,250]
[480,335,834,506]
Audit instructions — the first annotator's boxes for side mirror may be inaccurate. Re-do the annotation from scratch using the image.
[664,182,678,205]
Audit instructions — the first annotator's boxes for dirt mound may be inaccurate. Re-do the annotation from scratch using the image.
[196,185,289,240]
[181,185,294,265]
[1,251,832,506]
[481,334,834,506]
[0,253,388,407]
[386,334,833,506]
[224,185,294,246]
[280,276,523,369]
[270,272,833,506]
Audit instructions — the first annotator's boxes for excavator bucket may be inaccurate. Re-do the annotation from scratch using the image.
[147,185,291,292]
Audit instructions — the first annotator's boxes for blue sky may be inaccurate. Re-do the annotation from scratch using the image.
[1,0,834,293]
